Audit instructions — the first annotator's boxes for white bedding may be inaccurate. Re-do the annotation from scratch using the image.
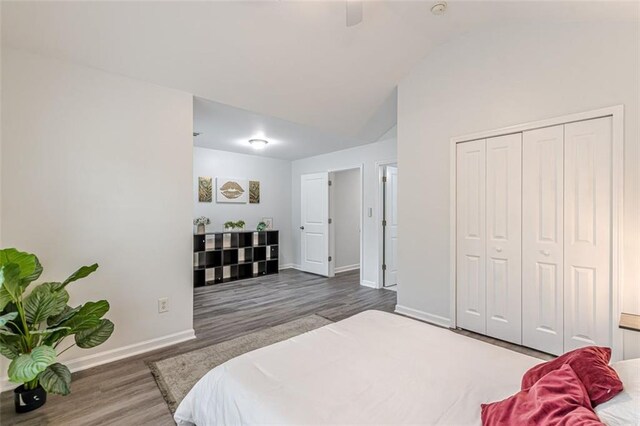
[174,310,541,425]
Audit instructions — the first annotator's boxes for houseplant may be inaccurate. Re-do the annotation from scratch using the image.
[224,220,245,230]
[193,216,210,234]
[0,248,114,413]
[256,221,267,231]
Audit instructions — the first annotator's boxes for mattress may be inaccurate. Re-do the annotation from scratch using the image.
[174,310,542,425]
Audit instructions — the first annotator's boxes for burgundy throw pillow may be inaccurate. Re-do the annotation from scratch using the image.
[482,364,604,426]
[521,346,623,406]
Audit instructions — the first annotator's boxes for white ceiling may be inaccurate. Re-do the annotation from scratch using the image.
[193,96,374,160]
[3,1,638,153]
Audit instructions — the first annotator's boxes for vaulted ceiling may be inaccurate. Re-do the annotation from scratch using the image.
[3,1,637,152]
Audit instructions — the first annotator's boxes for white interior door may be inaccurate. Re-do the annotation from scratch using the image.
[563,117,612,351]
[384,166,398,286]
[522,125,564,355]
[300,172,330,276]
[485,134,522,344]
[456,139,486,334]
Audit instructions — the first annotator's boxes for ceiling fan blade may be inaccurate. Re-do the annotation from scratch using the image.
[346,0,363,27]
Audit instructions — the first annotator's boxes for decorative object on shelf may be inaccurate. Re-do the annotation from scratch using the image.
[249,180,260,204]
[0,248,114,413]
[619,313,640,332]
[198,177,212,202]
[224,220,245,230]
[216,178,248,203]
[193,230,279,286]
[256,221,267,231]
[262,217,273,230]
[193,216,211,234]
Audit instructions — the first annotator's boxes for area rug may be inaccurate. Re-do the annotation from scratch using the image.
[147,314,333,413]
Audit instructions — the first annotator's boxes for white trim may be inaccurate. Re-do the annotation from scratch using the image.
[395,305,451,328]
[375,159,398,289]
[449,105,624,360]
[278,263,298,270]
[360,279,377,289]
[335,263,360,274]
[0,329,196,391]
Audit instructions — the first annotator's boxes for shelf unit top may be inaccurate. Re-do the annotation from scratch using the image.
[194,229,278,235]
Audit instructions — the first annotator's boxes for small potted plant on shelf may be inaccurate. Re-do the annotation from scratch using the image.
[193,216,210,234]
[0,248,114,413]
[256,221,267,231]
[224,220,245,231]
[235,220,246,230]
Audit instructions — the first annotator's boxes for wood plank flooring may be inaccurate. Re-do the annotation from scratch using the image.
[0,269,396,425]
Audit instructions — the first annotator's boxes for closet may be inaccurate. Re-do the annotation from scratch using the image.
[455,115,614,356]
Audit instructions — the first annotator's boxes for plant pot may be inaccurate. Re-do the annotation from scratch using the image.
[14,384,47,413]
[197,224,205,234]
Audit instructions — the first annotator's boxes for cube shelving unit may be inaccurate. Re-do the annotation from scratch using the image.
[193,230,279,287]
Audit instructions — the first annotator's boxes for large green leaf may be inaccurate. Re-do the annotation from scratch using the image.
[24,284,69,325]
[0,249,42,283]
[62,300,109,332]
[62,264,99,287]
[75,319,114,349]
[8,346,56,383]
[0,288,12,312]
[0,334,21,359]
[0,264,22,305]
[47,305,80,327]
[38,363,71,395]
[0,312,18,327]
[30,326,71,336]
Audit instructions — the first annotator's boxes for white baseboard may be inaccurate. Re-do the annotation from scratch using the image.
[395,305,451,328]
[0,329,196,391]
[279,263,300,270]
[335,264,360,274]
[360,279,378,289]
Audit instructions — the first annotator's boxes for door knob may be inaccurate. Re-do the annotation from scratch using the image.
[495,247,503,253]
[541,250,550,256]
[300,226,305,230]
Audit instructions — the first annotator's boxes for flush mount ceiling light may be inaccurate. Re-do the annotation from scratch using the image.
[249,139,268,150]
[431,2,447,15]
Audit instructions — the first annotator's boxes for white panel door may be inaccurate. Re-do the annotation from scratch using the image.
[522,125,564,355]
[300,172,329,276]
[564,117,612,351]
[384,166,398,286]
[456,139,486,334]
[485,134,522,344]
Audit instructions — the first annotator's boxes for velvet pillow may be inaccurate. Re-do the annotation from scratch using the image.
[521,346,623,406]
[482,364,604,426]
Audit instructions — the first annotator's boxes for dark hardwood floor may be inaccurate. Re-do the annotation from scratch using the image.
[0,269,396,425]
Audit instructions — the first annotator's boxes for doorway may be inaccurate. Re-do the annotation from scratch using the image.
[380,163,398,288]
[329,168,362,277]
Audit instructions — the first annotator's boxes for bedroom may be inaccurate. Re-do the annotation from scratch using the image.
[0,1,639,425]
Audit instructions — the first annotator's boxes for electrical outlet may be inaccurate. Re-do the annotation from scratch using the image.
[158,297,169,313]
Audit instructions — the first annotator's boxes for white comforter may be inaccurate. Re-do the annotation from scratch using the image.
[175,310,541,425]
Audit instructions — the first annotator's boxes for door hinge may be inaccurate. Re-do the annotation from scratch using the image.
[328,256,332,262]
[328,218,332,224]
[382,220,387,227]
[382,176,387,183]
[328,180,332,186]
[382,264,387,271]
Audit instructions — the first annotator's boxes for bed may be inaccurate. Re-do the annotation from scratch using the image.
[174,310,543,425]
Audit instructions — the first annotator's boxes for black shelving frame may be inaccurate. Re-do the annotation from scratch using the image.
[193,230,279,287]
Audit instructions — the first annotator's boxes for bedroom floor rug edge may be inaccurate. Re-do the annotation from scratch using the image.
[147,314,334,413]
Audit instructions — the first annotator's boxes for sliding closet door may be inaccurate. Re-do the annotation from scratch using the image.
[485,134,522,344]
[522,125,564,355]
[564,117,612,351]
[456,139,486,334]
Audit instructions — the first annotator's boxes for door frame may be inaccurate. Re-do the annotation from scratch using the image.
[449,105,624,360]
[327,164,364,285]
[376,159,398,289]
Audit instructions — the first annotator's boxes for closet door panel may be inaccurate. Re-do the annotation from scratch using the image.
[456,139,486,334]
[564,117,612,351]
[485,134,522,344]
[522,125,564,355]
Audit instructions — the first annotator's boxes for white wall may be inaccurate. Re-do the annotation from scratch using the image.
[397,22,640,357]
[292,136,397,287]
[1,48,194,387]
[193,147,293,267]
[332,168,360,271]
